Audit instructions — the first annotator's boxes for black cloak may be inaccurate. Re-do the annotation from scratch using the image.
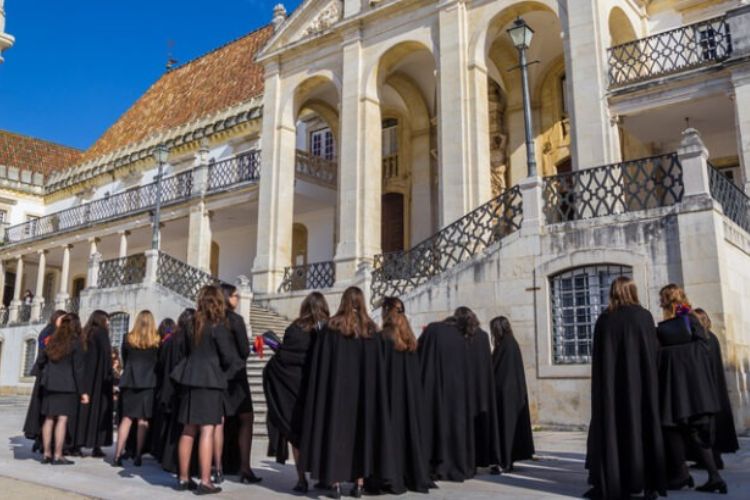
[263,323,315,463]
[702,330,738,453]
[586,305,667,499]
[74,326,114,449]
[492,334,534,469]
[151,331,187,471]
[298,328,395,485]
[418,322,500,482]
[23,324,55,444]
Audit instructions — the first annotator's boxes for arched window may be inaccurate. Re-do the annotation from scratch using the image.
[23,338,37,377]
[109,312,130,349]
[550,264,633,365]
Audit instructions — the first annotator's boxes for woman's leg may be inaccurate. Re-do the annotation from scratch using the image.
[178,424,197,482]
[238,411,254,474]
[53,416,68,460]
[136,418,149,457]
[41,417,54,458]
[292,446,305,483]
[212,417,224,474]
[199,425,216,485]
[686,427,723,483]
[663,426,690,485]
[114,416,132,460]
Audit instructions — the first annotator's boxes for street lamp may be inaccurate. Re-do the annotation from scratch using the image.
[151,144,169,250]
[507,17,537,177]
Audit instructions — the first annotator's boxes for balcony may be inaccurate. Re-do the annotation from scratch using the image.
[608,16,732,88]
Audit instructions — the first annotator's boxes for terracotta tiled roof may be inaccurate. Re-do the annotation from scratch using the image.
[82,24,273,163]
[0,130,83,176]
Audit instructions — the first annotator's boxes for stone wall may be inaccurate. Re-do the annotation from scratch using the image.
[0,323,42,394]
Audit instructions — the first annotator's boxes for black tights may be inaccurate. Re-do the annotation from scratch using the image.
[664,426,722,484]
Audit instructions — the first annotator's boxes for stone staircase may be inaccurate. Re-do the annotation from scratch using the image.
[247,303,290,437]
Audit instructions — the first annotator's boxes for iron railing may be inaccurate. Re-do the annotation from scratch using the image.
[543,153,683,224]
[207,151,261,192]
[18,304,31,323]
[65,297,80,314]
[278,261,336,292]
[371,185,523,306]
[38,300,57,324]
[709,165,750,232]
[4,171,194,245]
[156,252,223,302]
[608,16,732,87]
[294,150,337,187]
[0,307,9,326]
[98,253,147,288]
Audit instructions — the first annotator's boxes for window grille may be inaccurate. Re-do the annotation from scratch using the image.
[109,312,130,349]
[310,128,335,161]
[550,264,633,364]
[23,338,36,377]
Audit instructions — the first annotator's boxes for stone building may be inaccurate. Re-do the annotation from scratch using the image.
[1,0,750,433]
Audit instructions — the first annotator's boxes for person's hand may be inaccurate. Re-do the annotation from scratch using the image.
[81,393,90,404]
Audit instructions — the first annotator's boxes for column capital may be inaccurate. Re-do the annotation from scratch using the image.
[118,230,131,237]
[88,236,101,244]
[36,249,48,256]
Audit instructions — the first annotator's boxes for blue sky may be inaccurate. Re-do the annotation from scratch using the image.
[0,0,301,150]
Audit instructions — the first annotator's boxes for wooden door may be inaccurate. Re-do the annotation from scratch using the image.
[381,192,405,253]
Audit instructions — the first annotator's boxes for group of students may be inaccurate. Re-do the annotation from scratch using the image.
[585,278,739,499]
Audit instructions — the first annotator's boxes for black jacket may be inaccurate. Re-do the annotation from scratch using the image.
[227,311,250,368]
[38,339,86,394]
[119,337,159,389]
[170,323,245,389]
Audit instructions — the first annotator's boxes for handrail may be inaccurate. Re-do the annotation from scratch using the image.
[708,164,750,232]
[294,149,337,187]
[278,260,336,293]
[155,252,224,302]
[208,151,261,192]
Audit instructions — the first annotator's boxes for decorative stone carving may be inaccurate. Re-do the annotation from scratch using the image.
[303,1,342,36]
[488,78,509,197]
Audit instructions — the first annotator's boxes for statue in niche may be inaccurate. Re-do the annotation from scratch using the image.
[488,78,509,197]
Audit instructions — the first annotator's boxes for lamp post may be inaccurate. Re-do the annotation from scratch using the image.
[151,144,169,250]
[507,17,537,178]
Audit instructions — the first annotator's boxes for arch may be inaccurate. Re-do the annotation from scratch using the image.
[365,39,436,100]
[608,7,637,47]
[279,72,341,128]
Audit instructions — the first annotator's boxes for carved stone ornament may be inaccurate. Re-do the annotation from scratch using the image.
[303,1,342,36]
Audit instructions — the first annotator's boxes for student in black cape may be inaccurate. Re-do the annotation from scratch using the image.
[37,313,90,465]
[74,310,113,458]
[692,308,739,468]
[585,277,666,499]
[113,310,160,467]
[216,283,261,483]
[24,309,67,452]
[150,317,176,464]
[264,291,329,493]
[418,306,500,482]
[489,316,534,473]
[656,285,725,494]
[375,297,432,494]
[171,285,246,494]
[299,286,394,499]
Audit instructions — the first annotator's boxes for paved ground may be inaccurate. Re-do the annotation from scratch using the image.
[1,396,748,499]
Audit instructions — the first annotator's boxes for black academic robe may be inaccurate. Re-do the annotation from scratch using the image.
[418,322,500,482]
[299,328,395,485]
[221,311,252,475]
[704,331,739,453]
[74,326,114,449]
[263,323,315,463]
[492,334,535,469]
[586,305,667,499]
[22,324,55,443]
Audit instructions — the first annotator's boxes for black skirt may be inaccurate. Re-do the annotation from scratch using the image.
[179,388,223,426]
[41,390,78,417]
[224,378,253,417]
[120,388,154,419]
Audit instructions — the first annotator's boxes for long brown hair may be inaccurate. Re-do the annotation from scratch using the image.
[81,310,109,351]
[327,286,376,338]
[46,313,81,362]
[659,283,691,320]
[447,306,480,339]
[381,297,416,352]
[195,285,226,345]
[608,276,640,311]
[489,316,513,348]
[294,292,330,332]
[126,310,160,349]
[48,309,66,327]
[694,308,712,331]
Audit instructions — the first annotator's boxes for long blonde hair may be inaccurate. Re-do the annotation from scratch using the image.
[126,310,160,349]
[659,284,691,320]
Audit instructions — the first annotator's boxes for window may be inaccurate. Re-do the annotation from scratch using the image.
[0,209,7,224]
[23,338,36,377]
[382,119,399,157]
[310,128,335,161]
[110,312,130,348]
[550,264,632,364]
[698,26,719,60]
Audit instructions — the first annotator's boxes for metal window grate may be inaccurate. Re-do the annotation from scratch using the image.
[109,312,130,349]
[23,338,36,377]
[98,254,147,288]
[278,261,336,292]
[550,264,632,364]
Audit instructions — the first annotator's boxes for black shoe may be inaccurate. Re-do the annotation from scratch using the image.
[51,457,75,465]
[503,464,514,473]
[292,479,308,494]
[314,481,330,490]
[667,474,694,490]
[40,456,52,464]
[175,479,198,491]
[112,456,123,467]
[91,447,105,458]
[583,487,602,499]
[350,484,364,498]
[240,471,262,484]
[696,479,728,494]
[490,465,502,475]
[195,483,222,495]
[328,484,342,499]
[133,455,142,467]
[211,469,224,484]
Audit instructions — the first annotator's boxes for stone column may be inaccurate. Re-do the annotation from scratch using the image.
[8,255,23,323]
[730,64,750,193]
[118,231,130,259]
[55,244,72,309]
[236,275,253,335]
[252,58,296,294]
[560,0,620,169]
[192,140,211,196]
[89,237,100,256]
[31,250,47,322]
[519,176,545,235]
[187,203,212,272]
[144,249,159,285]
[678,128,712,198]
[334,26,383,284]
[86,252,101,289]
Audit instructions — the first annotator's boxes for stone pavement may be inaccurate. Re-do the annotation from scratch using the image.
[1,396,748,499]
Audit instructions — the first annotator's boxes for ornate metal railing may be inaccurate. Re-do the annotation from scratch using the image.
[18,304,31,323]
[543,153,683,223]
[156,252,223,302]
[4,171,194,245]
[371,185,523,306]
[98,253,147,288]
[207,151,261,192]
[608,16,732,87]
[65,297,80,314]
[709,165,750,232]
[295,150,337,187]
[383,155,399,180]
[278,261,335,293]
[0,307,9,326]
[37,300,57,324]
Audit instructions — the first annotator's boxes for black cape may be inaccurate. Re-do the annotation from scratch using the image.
[418,322,500,482]
[263,323,315,463]
[23,324,55,443]
[75,326,114,449]
[704,331,738,453]
[299,328,395,484]
[151,331,188,471]
[492,334,534,469]
[586,305,667,499]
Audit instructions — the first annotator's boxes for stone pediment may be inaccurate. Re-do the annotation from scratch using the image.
[261,0,343,57]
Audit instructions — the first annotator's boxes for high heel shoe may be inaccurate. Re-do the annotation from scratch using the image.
[175,478,198,491]
[350,484,364,498]
[112,456,123,467]
[696,479,728,494]
[667,474,694,490]
[292,479,309,494]
[133,455,142,467]
[211,469,224,484]
[240,471,262,484]
[195,483,222,495]
[328,483,342,499]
